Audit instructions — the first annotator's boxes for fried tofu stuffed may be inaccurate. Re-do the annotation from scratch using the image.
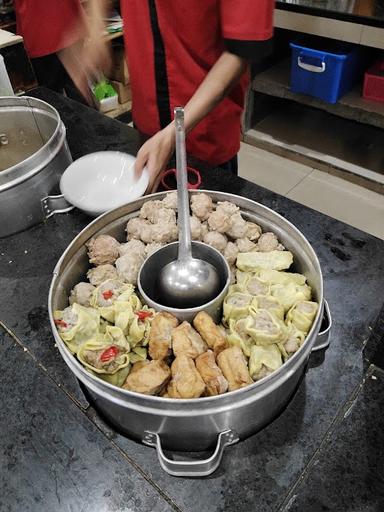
[167,355,205,399]
[217,346,252,391]
[193,311,228,354]
[148,312,179,360]
[172,321,208,359]
[195,350,228,396]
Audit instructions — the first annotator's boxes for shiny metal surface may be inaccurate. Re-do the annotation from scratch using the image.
[0,96,72,237]
[311,299,332,351]
[157,108,221,307]
[138,241,230,323]
[143,429,239,477]
[48,190,325,458]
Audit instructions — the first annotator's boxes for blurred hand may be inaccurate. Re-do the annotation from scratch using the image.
[134,124,175,193]
[58,25,111,104]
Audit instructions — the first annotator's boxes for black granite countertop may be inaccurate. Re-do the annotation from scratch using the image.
[1,88,384,512]
[277,0,384,28]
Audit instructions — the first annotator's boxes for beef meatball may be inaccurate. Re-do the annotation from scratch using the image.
[86,235,120,266]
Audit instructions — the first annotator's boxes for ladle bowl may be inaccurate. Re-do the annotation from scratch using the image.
[138,241,230,323]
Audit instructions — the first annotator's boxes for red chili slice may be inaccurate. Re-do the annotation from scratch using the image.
[54,319,68,328]
[100,346,119,362]
[135,310,153,321]
[102,290,114,300]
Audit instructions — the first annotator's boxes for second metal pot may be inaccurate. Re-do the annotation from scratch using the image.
[0,96,73,237]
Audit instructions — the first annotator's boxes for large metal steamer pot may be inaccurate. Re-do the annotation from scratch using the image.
[0,96,73,237]
[49,191,330,477]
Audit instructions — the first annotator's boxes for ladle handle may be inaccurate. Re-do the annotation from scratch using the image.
[174,107,192,261]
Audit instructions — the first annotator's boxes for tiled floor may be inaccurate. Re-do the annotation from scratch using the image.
[238,142,384,240]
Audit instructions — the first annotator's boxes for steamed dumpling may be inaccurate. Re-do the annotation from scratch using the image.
[207,209,231,233]
[224,242,238,266]
[286,301,318,333]
[249,344,282,381]
[203,231,228,253]
[87,264,118,286]
[87,235,120,265]
[115,252,145,285]
[118,239,146,258]
[69,282,95,307]
[190,193,213,220]
[256,232,285,252]
[225,213,248,239]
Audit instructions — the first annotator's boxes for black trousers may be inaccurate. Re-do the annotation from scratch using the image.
[31,53,88,105]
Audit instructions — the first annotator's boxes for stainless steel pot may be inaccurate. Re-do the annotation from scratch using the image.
[48,191,331,477]
[0,96,73,237]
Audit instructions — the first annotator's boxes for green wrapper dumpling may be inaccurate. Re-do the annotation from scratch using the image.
[104,325,130,349]
[54,303,100,354]
[88,365,131,387]
[129,346,148,363]
[245,308,287,345]
[128,306,154,347]
[227,318,253,357]
[257,269,306,286]
[90,279,129,309]
[286,301,318,333]
[237,251,293,272]
[271,282,312,312]
[235,272,270,295]
[223,290,253,323]
[77,338,130,374]
[254,295,285,321]
[113,301,135,333]
[279,323,306,360]
[249,344,282,381]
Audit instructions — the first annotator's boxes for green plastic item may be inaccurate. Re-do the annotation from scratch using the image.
[93,80,117,101]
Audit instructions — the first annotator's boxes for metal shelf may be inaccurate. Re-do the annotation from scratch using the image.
[252,59,384,130]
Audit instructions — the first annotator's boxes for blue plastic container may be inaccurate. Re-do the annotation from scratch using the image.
[290,41,363,104]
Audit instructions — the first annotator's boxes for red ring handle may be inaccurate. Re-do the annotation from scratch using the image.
[160,167,202,190]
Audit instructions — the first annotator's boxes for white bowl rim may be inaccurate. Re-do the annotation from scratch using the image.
[60,151,149,216]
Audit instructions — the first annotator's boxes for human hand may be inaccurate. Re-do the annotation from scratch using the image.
[134,124,175,193]
[58,28,111,104]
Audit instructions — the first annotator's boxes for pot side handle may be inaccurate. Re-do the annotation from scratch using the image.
[311,299,332,352]
[41,194,74,219]
[143,429,239,477]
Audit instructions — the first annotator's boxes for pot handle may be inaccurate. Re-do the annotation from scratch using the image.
[142,429,239,477]
[41,194,74,219]
[311,299,332,352]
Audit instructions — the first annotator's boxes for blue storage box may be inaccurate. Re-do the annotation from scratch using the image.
[290,41,364,104]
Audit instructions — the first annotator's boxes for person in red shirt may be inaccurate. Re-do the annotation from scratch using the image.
[62,0,275,189]
[13,0,96,103]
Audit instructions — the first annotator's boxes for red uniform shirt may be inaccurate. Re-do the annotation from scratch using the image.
[14,0,85,58]
[121,0,274,166]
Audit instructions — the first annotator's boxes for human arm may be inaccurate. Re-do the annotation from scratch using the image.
[58,0,111,103]
[135,50,248,193]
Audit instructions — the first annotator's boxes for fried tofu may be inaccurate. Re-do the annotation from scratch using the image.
[193,311,228,354]
[148,312,179,360]
[217,346,252,392]
[167,355,205,399]
[123,360,171,395]
[195,350,228,396]
[172,321,208,359]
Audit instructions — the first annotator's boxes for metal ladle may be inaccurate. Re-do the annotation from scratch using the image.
[157,107,221,308]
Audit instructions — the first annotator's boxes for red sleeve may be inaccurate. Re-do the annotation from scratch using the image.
[14,0,85,58]
[220,0,275,41]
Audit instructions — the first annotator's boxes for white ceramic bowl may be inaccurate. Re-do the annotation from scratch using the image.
[60,151,149,217]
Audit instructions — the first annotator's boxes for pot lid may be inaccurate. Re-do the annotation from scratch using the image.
[0,96,64,189]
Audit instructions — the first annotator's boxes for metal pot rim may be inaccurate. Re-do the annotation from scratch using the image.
[0,96,65,190]
[48,190,324,407]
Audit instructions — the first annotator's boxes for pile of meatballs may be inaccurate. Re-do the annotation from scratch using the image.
[70,192,285,306]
